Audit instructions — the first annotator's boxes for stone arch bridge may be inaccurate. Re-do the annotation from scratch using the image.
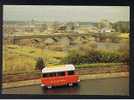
[4,32,126,46]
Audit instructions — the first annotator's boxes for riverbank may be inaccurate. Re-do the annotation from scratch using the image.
[2,72,129,89]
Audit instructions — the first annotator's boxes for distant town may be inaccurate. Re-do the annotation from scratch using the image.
[3,19,129,36]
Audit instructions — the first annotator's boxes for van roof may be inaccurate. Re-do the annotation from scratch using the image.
[42,64,75,73]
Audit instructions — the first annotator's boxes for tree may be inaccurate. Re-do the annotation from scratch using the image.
[35,57,45,70]
[66,22,75,32]
[39,23,47,32]
[112,21,129,33]
[97,19,112,29]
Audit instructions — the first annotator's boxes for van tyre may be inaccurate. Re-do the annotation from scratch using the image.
[41,84,45,87]
[68,83,73,87]
[47,86,52,89]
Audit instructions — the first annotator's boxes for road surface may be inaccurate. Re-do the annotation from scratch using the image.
[2,77,129,95]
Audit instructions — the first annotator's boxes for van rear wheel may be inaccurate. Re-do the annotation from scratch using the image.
[41,84,45,87]
[68,83,73,87]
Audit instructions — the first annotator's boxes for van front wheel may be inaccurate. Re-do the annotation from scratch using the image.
[68,83,73,87]
[47,86,52,89]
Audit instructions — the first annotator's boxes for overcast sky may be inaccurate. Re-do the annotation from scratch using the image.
[3,5,130,22]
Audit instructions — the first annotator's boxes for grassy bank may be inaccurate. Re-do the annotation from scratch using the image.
[3,45,66,74]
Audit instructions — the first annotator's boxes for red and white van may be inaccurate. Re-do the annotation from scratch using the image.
[41,64,80,88]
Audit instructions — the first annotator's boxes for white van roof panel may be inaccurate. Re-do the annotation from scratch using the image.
[42,64,75,73]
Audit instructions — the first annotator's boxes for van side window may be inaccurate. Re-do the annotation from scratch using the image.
[43,74,48,77]
[68,71,74,75]
[43,73,56,77]
[57,72,65,76]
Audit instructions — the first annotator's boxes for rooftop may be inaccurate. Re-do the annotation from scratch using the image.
[42,64,75,73]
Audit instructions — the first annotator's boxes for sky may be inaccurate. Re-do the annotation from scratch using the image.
[3,5,130,22]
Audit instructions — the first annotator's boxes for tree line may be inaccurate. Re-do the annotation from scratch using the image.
[96,19,129,33]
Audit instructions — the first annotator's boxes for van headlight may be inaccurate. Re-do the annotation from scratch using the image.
[77,79,80,82]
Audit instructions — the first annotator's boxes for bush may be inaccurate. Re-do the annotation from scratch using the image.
[99,32,120,43]
[76,63,124,68]
[35,57,45,70]
[62,48,129,64]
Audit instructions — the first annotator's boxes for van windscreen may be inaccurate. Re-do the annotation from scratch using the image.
[43,73,56,77]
